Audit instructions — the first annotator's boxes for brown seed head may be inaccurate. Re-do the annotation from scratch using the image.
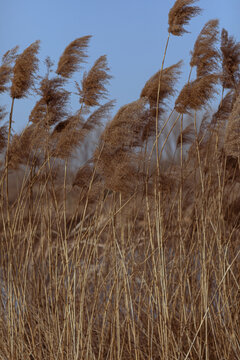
[8,123,45,168]
[56,36,91,78]
[0,123,7,153]
[11,40,40,99]
[140,61,182,111]
[51,101,113,159]
[168,0,201,36]
[102,98,150,149]
[0,46,18,94]
[190,19,220,77]
[176,122,195,148]
[224,94,240,157]
[29,77,69,127]
[211,91,235,126]
[220,29,240,89]
[175,74,219,114]
[78,55,112,106]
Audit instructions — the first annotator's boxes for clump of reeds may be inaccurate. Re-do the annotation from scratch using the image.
[0,1,240,359]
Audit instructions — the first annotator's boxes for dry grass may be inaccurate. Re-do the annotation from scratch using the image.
[0,1,239,359]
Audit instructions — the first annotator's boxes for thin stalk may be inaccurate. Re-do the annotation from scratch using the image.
[155,32,170,176]
[5,97,15,227]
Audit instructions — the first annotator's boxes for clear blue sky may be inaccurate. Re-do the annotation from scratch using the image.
[1,0,239,133]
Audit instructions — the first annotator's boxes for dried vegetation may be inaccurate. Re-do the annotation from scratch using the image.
[0,1,239,359]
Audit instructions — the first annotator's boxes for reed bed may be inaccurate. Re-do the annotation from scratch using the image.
[0,1,239,359]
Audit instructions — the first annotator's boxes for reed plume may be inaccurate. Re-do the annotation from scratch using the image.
[56,36,91,78]
[8,124,45,168]
[0,46,18,94]
[73,161,97,188]
[224,93,240,157]
[76,55,112,106]
[95,145,142,193]
[0,106,7,122]
[51,101,114,159]
[101,98,150,149]
[190,19,220,77]
[0,105,7,153]
[0,123,7,154]
[168,0,201,36]
[176,122,195,148]
[29,77,69,127]
[175,74,219,114]
[140,61,182,113]
[10,40,40,99]
[94,98,150,193]
[220,29,240,90]
[211,90,235,126]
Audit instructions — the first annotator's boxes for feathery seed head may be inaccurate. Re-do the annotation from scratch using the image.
[78,55,112,106]
[175,74,219,114]
[51,101,113,159]
[29,76,69,127]
[176,122,195,148]
[190,19,220,77]
[0,123,7,153]
[140,61,182,115]
[220,29,240,89]
[211,91,235,126]
[224,94,240,157]
[0,46,19,94]
[102,98,150,149]
[11,40,40,99]
[168,0,201,36]
[8,124,45,168]
[56,35,92,78]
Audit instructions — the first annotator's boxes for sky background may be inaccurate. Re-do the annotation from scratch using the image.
[0,0,240,133]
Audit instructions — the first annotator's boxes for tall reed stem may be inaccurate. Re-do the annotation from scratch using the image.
[155,32,170,175]
[5,97,15,226]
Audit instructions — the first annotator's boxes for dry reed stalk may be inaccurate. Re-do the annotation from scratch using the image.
[1,3,240,359]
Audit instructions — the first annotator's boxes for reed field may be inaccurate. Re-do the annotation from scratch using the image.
[0,0,239,358]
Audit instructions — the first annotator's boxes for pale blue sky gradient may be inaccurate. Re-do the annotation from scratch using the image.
[1,0,239,132]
